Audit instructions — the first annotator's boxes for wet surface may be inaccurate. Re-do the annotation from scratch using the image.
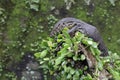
[10,53,44,80]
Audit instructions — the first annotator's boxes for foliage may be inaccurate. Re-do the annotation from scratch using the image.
[4,72,17,80]
[47,14,58,31]
[104,52,120,79]
[34,28,120,80]
[0,7,6,24]
[25,0,40,11]
[109,0,117,6]
[0,62,17,80]
[0,62,3,76]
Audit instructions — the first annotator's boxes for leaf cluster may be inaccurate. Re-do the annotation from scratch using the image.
[35,27,120,80]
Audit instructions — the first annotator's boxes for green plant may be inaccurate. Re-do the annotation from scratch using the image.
[34,27,114,80]
[104,52,120,79]
[25,0,40,11]
[0,61,17,80]
[47,14,58,31]
[35,27,120,80]
[0,7,6,24]
[0,62,3,76]
[109,0,117,6]
[4,72,17,80]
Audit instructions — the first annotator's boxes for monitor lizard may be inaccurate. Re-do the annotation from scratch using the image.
[50,17,108,56]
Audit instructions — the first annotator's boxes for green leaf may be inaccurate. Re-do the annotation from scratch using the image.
[57,33,63,39]
[40,61,44,64]
[62,61,67,66]
[81,54,86,61]
[55,56,63,66]
[87,40,93,45]
[65,38,72,45]
[83,66,88,70]
[67,74,72,79]
[94,48,101,56]
[30,4,39,11]
[73,42,79,52]
[47,41,53,47]
[75,70,80,76]
[57,39,62,43]
[43,58,49,61]
[91,42,98,48]
[34,52,41,58]
[109,0,117,6]
[86,74,92,80]
[32,0,39,3]
[73,75,79,80]
[40,64,49,69]
[82,74,92,80]
[97,61,103,70]
[58,47,67,56]
[62,27,71,39]
[67,52,73,57]
[40,40,48,48]
[109,68,120,79]
[78,69,83,75]
[73,55,78,61]
[90,47,96,56]
[82,38,88,45]
[63,65,68,72]
[77,33,84,41]
[63,43,70,49]
[40,50,48,58]
[73,72,79,80]
[70,68,75,75]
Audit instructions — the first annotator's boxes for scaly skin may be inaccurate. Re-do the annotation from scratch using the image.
[50,17,108,56]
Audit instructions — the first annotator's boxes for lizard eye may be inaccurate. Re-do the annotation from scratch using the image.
[77,27,85,34]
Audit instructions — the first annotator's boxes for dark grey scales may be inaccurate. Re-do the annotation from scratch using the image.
[50,17,108,56]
